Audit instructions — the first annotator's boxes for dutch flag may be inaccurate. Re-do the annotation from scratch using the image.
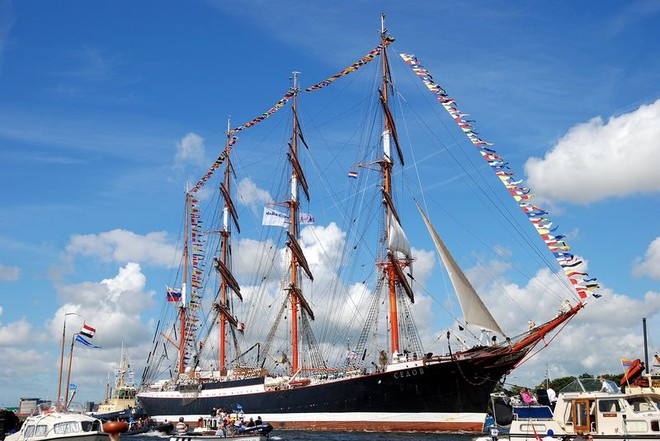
[80,323,96,339]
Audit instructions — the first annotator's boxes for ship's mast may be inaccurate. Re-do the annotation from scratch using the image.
[286,72,314,373]
[216,124,242,374]
[219,133,231,373]
[379,14,400,357]
[290,73,301,373]
[178,192,190,375]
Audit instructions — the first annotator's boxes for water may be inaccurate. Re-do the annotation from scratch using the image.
[128,433,477,441]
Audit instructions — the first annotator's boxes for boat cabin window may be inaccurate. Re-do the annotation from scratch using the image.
[626,396,656,412]
[80,420,101,432]
[54,421,80,434]
[625,420,649,433]
[23,426,35,438]
[597,399,621,413]
[25,424,47,438]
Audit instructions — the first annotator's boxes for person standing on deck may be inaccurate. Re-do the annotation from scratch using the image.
[599,376,614,393]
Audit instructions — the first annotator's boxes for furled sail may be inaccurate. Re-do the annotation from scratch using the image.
[416,202,505,335]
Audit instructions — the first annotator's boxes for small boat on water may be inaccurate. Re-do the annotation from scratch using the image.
[168,429,270,441]
[5,404,128,441]
[165,415,272,441]
[484,377,660,441]
[169,435,267,441]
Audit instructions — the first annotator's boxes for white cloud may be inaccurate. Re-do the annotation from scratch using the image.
[633,237,660,280]
[53,262,155,322]
[0,264,20,281]
[237,176,272,208]
[65,229,177,267]
[525,99,660,204]
[0,318,34,347]
[175,132,205,167]
[0,262,158,404]
[234,237,281,279]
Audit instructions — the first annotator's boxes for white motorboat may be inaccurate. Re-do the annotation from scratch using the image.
[5,404,127,441]
[486,377,660,441]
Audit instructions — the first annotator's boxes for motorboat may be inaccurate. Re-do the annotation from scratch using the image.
[165,415,272,441]
[5,404,127,441]
[485,377,660,441]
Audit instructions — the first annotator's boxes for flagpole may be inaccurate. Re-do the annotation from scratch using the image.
[57,312,78,404]
[64,332,78,408]
[643,317,649,374]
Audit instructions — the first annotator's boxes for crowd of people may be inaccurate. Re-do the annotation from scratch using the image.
[198,407,264,436]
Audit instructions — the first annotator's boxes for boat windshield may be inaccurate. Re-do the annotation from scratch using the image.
[559,377,621,393]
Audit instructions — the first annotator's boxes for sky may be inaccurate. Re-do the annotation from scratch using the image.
[0,0,659,409]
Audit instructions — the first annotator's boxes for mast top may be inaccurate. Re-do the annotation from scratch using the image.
[291,71,301,91]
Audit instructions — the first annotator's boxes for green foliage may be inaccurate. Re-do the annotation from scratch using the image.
[534,375,578,392]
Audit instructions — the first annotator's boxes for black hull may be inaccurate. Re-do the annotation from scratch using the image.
[138,351,524,432]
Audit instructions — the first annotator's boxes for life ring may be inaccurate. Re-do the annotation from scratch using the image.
[103,421,129,434]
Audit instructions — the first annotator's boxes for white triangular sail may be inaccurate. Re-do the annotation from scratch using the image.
[416,202,505,335]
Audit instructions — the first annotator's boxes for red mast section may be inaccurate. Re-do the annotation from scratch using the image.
[377,14,414,359]
[215,129,242,374]
[286,72,314,374]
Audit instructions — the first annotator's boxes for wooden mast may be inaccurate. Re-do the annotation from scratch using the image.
[57,312,78,404]
[379,13,400,358]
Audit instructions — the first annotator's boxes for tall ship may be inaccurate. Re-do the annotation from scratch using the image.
[137,16,600,432]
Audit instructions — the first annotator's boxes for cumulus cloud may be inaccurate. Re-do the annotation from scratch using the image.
[633,237,660,280]
[0,318,34,347]
[237,176,272,209]
[65,229,177,267]
[0,263,157,403]
[525,99,660,204]
[53,262,155,325]
[48,263,156,375]
[0,264,20,281]
[174,132,205,167]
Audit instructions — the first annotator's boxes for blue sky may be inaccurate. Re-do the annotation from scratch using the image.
[0,0,659,408]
